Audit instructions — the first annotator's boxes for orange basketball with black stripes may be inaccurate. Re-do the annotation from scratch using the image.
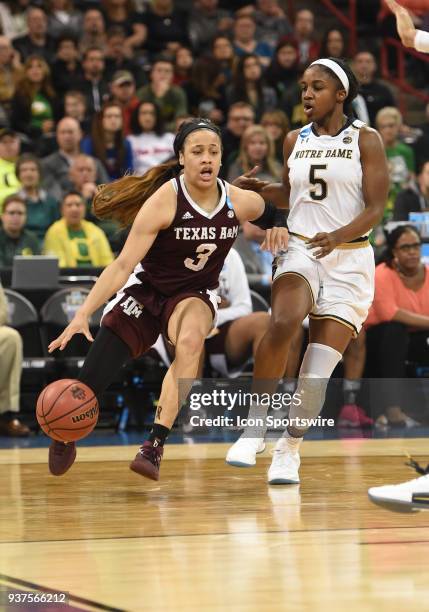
[36,379,98,442]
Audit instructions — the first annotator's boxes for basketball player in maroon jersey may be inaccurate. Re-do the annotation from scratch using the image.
[47,118,288,481]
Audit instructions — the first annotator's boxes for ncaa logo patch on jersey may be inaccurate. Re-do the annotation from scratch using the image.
[343,136,352,144]
[299,125,312,139]
[227,210,235,218]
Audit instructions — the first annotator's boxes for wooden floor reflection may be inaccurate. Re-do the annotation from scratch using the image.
[1,439,429,611]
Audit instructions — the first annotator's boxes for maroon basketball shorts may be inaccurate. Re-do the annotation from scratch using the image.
[101,285,219,359]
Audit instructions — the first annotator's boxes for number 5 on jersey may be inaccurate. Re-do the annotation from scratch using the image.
[309,164,328,201]
[185,243,218,271]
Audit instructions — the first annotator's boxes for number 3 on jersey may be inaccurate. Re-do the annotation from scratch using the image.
[309,164,328,201]
[184,243,217,271]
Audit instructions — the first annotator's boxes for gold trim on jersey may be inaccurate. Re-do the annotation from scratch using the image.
[309,313,358,337]
[273,271,315,308]
[289,232,370,250]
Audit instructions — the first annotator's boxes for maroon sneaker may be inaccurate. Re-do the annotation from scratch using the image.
[129,440,163,481]
[49,440,77,476]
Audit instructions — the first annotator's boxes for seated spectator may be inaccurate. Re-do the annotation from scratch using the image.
[0,128,21,211]
[253,0,292,49]
[227,54,277,122]
[365,225,429,427]
[101,0,146,55]
[141,0,189,57]
[137,57,188,132]
[394,161,429,221]
[232,14,273,67]
[0,194,41,267]
[46,0,83,40]
[12,7,56,64]
[127,101,174,176]
[104,27,146,87]
[41,117,109,202]
[234,221,273,285]
[81,101,133,180]
[0,35,22,126]
[0,0,29,40]
[152,248,302,380]
[10,55,57,148]
[227,124,282,183]
[109,70,140,136]
[292,8,320,68]
[182,57,227,124]
[211,35,236,83]
[0,280,29,436]
[220,101,255,177]
[67,154,121,251]
[188,0,233,54]
[352,51,396,126]
[264,38,300,99]
[76,46,110,115]
[15,153,59,242]
[51,34,83,99]
[376,106,415,216]
[44,191,113,268]
[173,46,194,86]
[79,9,107,55]
[320,27,348,60]
[281,73,307,130]
[63,90,90,135]
[261,110,289,164]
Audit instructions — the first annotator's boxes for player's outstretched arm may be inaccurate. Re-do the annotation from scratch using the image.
[386,0,429,51]
[308,128,389,258]
[232,130,300,209]
[48,182,176,352]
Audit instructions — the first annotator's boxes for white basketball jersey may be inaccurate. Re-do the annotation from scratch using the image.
[287,119,366,238]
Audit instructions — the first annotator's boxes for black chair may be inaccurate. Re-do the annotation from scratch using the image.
[40,287,105,376]
[4,289,56,412]
[250,289,270,312]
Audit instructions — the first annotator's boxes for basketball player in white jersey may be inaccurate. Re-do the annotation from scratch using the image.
[226,57,390,484]
[368,0,429,512]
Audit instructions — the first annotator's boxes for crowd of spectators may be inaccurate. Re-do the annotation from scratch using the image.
[1,0,429,434]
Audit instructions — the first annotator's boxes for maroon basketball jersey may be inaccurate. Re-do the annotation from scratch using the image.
[127,175,240,297]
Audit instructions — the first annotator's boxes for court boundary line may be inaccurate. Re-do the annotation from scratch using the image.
[1,524,429,545]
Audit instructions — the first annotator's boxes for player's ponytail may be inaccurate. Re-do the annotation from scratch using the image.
[93,160,181,227]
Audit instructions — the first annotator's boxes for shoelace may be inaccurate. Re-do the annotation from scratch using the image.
[405,455,429,476]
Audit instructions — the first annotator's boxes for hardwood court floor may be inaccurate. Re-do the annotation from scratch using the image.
[1,439,429,612]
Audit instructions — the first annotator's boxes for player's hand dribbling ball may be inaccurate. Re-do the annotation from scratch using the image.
[36,379,98,442]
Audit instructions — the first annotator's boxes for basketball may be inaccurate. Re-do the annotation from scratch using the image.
[36,379,98,442]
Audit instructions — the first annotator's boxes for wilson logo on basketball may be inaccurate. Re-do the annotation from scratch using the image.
[71,405,99,423]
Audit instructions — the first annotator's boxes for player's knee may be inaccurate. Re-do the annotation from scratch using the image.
[176,329,205,358]
[269,313,301,339]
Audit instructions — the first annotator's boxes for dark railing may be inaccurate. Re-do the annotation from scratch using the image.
[381,37,429,114]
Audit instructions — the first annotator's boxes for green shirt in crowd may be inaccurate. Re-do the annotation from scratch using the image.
[19,189,60,242]
[31,93,54,130]
[0,226,41,268]
[385,142,416,218]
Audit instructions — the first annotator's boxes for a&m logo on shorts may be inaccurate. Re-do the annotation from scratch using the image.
[120,296,143,319]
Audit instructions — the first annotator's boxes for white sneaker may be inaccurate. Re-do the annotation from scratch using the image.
[226,436,265,467]
[368,473,429,512]
[268,438,300,485]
